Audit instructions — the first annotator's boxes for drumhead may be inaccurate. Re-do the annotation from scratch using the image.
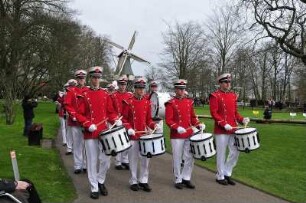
[190,133,212,141]
[140,133,163,140]
[150,92,171,118]
[100,125,125,136]
[235,127,257,135]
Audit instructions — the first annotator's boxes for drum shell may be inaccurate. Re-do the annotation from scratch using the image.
[189,131,216,161]
[234,128,260,152]
[100,126,131,156]
[139,133,166,158]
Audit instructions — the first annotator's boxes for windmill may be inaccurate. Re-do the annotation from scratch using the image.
[107,31,150,80]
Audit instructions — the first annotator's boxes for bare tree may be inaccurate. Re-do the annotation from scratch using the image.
[243,0,306,65]
[205,5,245,75]
[160,21,207,80]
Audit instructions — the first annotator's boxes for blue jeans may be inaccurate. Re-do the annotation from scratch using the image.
[23,119,33,136]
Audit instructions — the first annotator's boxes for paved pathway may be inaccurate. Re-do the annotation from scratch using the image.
[56,132,289,203]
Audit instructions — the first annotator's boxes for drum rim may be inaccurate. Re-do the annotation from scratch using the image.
[140,133,164,140]
[99,125,125,135]
[189,133,213,142]
[102,144,132,155]
[140,150,166,157]
[235,128,257,135]
[193,153,215,160]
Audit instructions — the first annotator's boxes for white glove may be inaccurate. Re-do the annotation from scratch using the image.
[198,123,206,131]
[243,117,250,125]
[128,128,135,136]
[115,119,122,126]
[72,117,77,122]
[177,126,187,134]
[224,124,233,131]
[88,124,97,132]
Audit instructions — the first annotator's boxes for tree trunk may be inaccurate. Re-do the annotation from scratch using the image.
[3,86,16,125]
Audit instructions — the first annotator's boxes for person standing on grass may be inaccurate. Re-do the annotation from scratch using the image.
[122,77,160,192]
[64,70,89,174]
[75,66,122,199]
[209,73,250,186]
[22,95,38,136]
[165,79,205,190]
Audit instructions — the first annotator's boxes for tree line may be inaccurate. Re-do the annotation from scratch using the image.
[147,0,306,109]
[1,0,306,125]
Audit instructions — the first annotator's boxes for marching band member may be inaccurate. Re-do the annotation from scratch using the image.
[106,83,116,94]
[209,73,249,186]
[63,79,77,155]
[56,89,67,146]
[165,79,205,189]
[112,76,133,170]
[122,77,159,192]
[64,70,89,174]
[75,66,121,199]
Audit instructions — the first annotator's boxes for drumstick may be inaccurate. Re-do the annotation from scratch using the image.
[109,116,123,130]
[232,126,248,129]
[96,118,108,127]
[135,130,148,133]
[151,126,158,134]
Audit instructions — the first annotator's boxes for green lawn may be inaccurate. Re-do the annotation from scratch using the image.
[164,106,306,203]
[0,102,76,203]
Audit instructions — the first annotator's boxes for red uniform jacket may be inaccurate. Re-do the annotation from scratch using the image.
[64,86,89,126]
[209,89,244,134]
[57,94,65,118]
[165,97,200,139]
[76,88,119,139]
[112,91,133,116]
[122,95,156,140]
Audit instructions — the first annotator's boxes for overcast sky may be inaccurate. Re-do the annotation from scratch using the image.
[69,0,227,76]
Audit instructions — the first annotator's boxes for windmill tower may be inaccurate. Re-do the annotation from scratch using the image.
[107,31,150,81]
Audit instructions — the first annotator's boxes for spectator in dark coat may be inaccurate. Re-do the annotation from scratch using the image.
[0,179,41,203]
[22,95,38,136]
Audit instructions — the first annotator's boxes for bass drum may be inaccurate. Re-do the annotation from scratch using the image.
[150,92,171,119]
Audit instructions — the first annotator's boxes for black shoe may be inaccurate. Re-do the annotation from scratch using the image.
[225,176,236,185]
[98,183,108,196]
[65,151,72,155]
[182,179,195,189]
[174,182,184,189]
[216,179,228,185]
[74,169,82,174]
[90,192,99,199]
[62,143,67,146]
[139,183,152,192]
[130,184,139,191]
[122,163,130,170]
[83,168,87,173]
[115,165,124,170]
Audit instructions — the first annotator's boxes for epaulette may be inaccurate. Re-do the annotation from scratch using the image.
[165,98,174,106]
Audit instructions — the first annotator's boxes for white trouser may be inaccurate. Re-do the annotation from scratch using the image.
[66,125,73,153]
[59,117,67,144]
[128,140,150,185]
[215,134,240,180]
[85,139,110,192]
[171,139,194,183]
[71,126,86,170]
[115,150,129,166]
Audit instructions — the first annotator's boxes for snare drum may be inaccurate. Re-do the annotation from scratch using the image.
[99,126,131,156]
[139,133,166,158]
[234,127,260,153]
[150,92,171,119]
[189,131,216,161]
